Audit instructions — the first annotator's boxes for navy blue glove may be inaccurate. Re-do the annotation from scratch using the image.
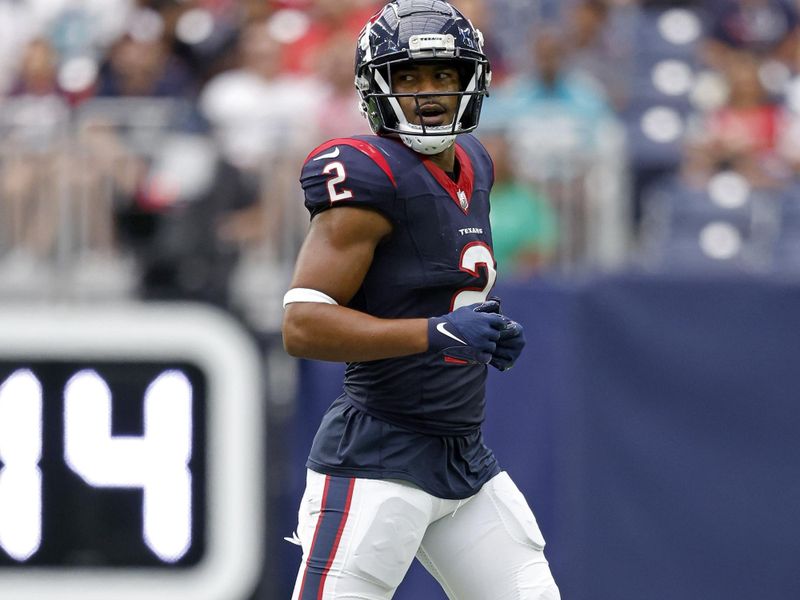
[491,320,526,371]
[428,303,507,365]
[473,297,502,316]
[474,296,526,371]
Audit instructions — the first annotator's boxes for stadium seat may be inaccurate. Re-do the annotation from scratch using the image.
[637,173,779,272]
[623,104,686,171]
[621,5,702,165]
[768,186,800,273]
[629,6,704,62]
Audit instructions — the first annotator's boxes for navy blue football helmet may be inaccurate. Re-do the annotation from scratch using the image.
[354,0,492,155]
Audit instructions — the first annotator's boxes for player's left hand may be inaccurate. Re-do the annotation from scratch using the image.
[490,319,525,371]
[475,296,526,371]
[473,296,502,316]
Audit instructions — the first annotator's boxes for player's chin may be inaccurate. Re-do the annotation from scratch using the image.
[419,115,447,127]
[414,116,458,131]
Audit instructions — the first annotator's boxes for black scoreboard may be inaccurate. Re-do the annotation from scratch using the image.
[0,304,264,600]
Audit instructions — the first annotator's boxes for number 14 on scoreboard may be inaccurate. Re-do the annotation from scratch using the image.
[0,304,264,600]
[0,368,193,563]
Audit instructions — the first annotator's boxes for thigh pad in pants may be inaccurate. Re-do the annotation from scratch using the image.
[488,471,546,550]
[349,494,428,590]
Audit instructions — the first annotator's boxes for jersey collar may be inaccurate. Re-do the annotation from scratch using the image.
[422,143,475,215]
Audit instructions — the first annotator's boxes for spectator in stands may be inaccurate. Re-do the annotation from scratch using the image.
[48,0,133,58]
[165,0,248,84]
[637,137,716,233]
[0,0,36,96]
[481,25,613,154]
[2,38,68,267]
[480,131,559,279]
[566,0,631,111]
[241,0,275,23]
[0,142,61,264]
[311,31,372,141]
[96,33,196,98]
[704,0,800,70]
[199,20,323,169]
[694,50,789,188]
[277,0,381,75]
[775,31,800,174]
[450,0,510,82]
[200,19,324,270]
[132,130,260,307]
[81,107,261,307]
[8,38,64,98]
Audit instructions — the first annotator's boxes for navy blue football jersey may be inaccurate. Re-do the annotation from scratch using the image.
[299,134,502,498]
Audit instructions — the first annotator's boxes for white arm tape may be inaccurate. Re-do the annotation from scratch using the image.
[282,288,339,309]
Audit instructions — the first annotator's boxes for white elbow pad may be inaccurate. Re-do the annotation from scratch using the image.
[282,288,339,309]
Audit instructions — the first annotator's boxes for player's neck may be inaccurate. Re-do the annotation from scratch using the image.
[426,145,456,173]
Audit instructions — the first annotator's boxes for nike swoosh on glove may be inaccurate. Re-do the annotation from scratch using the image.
[428,303,507,365]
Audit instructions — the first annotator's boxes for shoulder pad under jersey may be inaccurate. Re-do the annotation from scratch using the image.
[459,134,495,188]
[300,137,398,220]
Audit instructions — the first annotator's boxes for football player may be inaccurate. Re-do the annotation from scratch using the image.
[282,1,561,598]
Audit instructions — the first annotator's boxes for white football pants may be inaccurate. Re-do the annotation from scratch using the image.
[290,469,560,599]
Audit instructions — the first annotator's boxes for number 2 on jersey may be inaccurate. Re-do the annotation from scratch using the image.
[451,242,497,310]
[323,161,354,202]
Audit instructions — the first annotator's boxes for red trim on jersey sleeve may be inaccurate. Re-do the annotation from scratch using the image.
[304,138,397,188]
[422,142,475,214]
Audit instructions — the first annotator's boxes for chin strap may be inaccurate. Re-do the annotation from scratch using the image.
[399,132,456,155]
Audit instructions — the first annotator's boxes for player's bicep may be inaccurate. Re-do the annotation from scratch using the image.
[289,206,392,305]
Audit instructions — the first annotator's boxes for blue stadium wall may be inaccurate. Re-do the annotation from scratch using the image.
[277,273,800,600]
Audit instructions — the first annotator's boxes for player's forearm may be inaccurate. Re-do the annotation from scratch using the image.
[282,303,429,362]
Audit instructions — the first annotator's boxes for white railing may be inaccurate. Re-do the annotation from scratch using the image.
[0,96,633,327]
[508,114,631,272]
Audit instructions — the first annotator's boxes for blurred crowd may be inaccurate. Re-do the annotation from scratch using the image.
[2,0,800,321]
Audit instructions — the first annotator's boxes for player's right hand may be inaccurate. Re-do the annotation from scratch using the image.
[427,303,508,364]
